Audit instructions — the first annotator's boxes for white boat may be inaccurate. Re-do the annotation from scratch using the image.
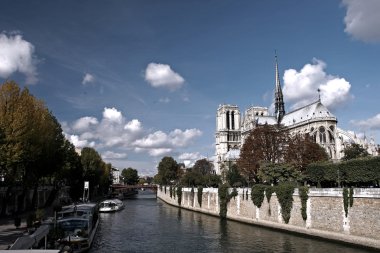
[56,202,99,253]
[99,199,124,212]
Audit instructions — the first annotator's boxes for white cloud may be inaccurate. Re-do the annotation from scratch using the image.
[351,114,380,130]
[124,119,142,132]
[0,32,38,84]
[72,116,99,132]
[64,107,201,160]
[133,128,202,150]
[102,151,127,159]
[178,152,205,167]
[145,63,185,91]
[148,148,172,157]
[82,73,95,85]
[283,59,353,110]
[342,0,380,43]
[178,152,202,160]
[133,131,169,149]
[69,134,95,148]
[103,107,122,123]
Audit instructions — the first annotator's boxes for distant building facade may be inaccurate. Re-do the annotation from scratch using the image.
[215,56,378,174]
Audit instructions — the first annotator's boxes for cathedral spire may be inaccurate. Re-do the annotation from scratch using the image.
[274,51,285,123]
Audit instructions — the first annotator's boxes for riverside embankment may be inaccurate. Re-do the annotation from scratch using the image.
[157,186,380,250]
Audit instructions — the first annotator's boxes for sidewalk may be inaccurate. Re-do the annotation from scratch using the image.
[0,217,27,250]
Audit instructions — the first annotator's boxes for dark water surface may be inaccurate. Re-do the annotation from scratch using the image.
[90,192,376,253]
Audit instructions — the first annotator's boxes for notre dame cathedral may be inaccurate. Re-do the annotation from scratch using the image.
[214,56,378,174]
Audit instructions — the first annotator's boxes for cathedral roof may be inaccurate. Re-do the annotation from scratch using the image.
[281,100,336,127]
[256,115,278,125]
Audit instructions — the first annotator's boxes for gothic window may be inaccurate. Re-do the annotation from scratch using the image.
[329,131,335,144]
[226,111,230,129]
[329,126,334,132]
[319,126,326,143]
[231,111,235,130]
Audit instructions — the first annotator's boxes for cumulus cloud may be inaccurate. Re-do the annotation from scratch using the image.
[72,116,98,132]
[145,63,185,91]
[82,73,95,85]
[124,119,142,132]
[64,107,202,159]
[178,152,202,160]
[342,0,380,43]
[103,107,122,123]
[351,114,380,130]
[133,128,202,157]
[283,59,353,110]
[0,32,38,84]
[69,135,95,148]
[102,151,127,159]
[178,152,204,167]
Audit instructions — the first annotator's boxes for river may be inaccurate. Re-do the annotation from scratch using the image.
[90,191,376,253]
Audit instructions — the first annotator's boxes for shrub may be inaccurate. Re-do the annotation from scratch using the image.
[251,184,266,208]
[299,186,309,221]
[275,183,295,224]
[197,186,203,207]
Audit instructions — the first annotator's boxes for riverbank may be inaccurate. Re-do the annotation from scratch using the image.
[157,186,380,250]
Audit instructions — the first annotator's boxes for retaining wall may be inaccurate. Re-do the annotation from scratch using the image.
[157,187,380,250]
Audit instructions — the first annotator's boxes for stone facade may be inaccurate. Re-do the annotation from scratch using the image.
[158,186,380,250]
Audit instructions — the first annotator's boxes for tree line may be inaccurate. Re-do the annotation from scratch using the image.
[154,124,379,188]
[0,81,113,216]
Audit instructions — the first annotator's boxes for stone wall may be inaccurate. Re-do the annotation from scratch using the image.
[158,186,380,250]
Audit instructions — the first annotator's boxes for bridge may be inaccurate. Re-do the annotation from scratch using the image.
[110,184,158,198]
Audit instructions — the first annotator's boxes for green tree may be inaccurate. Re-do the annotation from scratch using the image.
[0,81,66,213]
[226,164,246,187]
[155,156,180,185]
[81,147,105,199]
[192,158,214,175]
[257,163,302,185]
[57,139,84,201]
[343,143,369,161]
[121,167,139,185]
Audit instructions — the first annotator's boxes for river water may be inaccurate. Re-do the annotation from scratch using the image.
[90,191,376,253]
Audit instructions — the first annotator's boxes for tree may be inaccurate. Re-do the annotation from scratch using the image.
[226,164,246,187]
[284,134,328,172]
[57,139,84,201]
[0,81,66,213]
[343,143,369,161]
[81,147,105,198]
[155,156,180,185]
[237,125,288,183]
[192,159,214,175]
[121,167,139,185]
[257,163,302,185]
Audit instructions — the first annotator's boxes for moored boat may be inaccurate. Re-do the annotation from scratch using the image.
[56,202,99,253]
[99,199,124,212]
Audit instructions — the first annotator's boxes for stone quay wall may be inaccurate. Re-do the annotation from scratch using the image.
[157,187,380,250]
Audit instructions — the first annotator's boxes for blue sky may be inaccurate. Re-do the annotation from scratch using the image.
[1,0,380,175]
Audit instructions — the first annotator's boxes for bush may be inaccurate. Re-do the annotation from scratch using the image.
[275,183,294,224]
[251,184,266,208]
[197,186,203,207]
[177,186,182,206]
[299,186,309,221]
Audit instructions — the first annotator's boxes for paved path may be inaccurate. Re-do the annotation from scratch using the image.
[0,219,27,250]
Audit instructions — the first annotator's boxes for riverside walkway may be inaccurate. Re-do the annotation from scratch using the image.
[0,217,27,250]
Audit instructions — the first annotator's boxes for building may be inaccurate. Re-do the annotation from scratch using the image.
[215,55,378,174]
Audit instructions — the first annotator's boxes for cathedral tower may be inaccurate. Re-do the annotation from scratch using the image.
[274,53,285,123]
